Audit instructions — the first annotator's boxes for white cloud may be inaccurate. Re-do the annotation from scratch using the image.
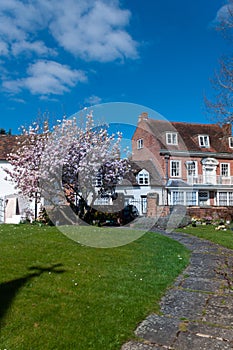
[12,40,57,56]
[0,0,138,96]
[84,95,102,105]
[0,40,8,55]
[0,0,45,43]
[11,97,26,104]
[0,0,138,62]
[49,0,138,62]
[3,60,87,95]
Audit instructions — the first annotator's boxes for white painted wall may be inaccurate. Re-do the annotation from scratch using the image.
[0,160,17,197]
[117,186,163,202]
[116,185,164,215]
[0,160,35,223]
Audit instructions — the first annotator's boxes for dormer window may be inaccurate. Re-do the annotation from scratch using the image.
[198,135,210,148]
[229,137,233,148]
[166,132,178,145]
[137,138,143,149]
[136,169,149,185]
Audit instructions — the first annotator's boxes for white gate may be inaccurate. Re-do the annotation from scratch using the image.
[128,197,147,216]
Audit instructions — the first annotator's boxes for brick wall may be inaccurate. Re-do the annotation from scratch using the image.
[147,196,233,221]
[132,121,165,177]
[187,207,233,221]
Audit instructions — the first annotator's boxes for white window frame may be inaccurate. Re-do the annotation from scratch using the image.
[220,163,230,177]
[198,135,210,148]
[229,137,233,148]
[169,191,198,206]
[186,191,198,206]
[171,191,184,205]
[166,132,178,145]
[218,192,228,206]
[230,192,233,206]
[170,160,181,177]
[186,161,198,177]
[136,169,150,185]
[137,139,143,149]
[217,192,233,206]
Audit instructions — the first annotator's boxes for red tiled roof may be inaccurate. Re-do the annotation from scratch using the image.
[0,135,18,160]
[120,160,163,186]
[133,160,163,186]
[144,119,232,153]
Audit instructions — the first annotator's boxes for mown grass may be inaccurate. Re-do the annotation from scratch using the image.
[177,225,233,250]
[0,224,189,350]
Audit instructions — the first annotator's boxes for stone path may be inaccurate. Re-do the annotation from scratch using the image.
[121,230,233,350]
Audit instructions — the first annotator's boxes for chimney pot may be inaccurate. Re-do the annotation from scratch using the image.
[222,123,232,136]
[138,112,148,123]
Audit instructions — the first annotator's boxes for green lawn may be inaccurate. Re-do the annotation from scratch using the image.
[177,225,233,250]
[0,224,189,350]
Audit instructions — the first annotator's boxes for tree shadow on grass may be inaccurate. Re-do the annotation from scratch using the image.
[0,263,66,328]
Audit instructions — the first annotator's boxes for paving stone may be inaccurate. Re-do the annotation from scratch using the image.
[174,331,233,349]
[135,314,180,346]
[202,304,233,326]
[185,264,220,279]
[190,252,224,268]
[160,289,208,319]
[121,341,163,350]
[180,241,221,254]
[217,247,233,257]
[207,295,233,308]
[161,233,222,253]
[192,244,223,254]
[181,277,226,292]
[188,322,233,341]
[121,230,233,350]
[225,255,233,264]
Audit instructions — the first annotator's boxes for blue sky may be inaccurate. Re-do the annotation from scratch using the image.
[0,0,230,134]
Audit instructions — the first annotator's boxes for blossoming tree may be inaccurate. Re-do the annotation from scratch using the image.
[6,112,129,224]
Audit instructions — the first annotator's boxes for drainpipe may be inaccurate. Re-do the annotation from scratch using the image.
[164,154,170,206]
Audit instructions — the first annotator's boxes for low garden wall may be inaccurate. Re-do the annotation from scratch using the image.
[186,207,233,221]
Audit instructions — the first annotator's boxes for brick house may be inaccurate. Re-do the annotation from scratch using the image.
[131,112,233,217]
[1,115,233,222]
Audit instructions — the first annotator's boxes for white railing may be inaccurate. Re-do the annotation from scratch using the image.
[187,175,233,185]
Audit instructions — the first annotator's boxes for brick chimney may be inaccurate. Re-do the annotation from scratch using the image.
[222,123,232,136]
[138,112,148,123]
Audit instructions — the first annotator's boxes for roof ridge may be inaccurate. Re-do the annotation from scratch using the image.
[147,118,220,127]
